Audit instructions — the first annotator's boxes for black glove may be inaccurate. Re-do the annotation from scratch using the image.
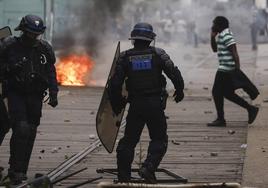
[48,92,58,108]
[111,97,127,116]
[173,90,184,103]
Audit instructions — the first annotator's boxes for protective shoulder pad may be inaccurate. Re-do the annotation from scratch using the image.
[154,47,170,61]
[39,39,56,64]
[39,39,53,52]
[1,36,17,49]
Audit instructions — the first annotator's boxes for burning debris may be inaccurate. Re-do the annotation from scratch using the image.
[56,54,95,86]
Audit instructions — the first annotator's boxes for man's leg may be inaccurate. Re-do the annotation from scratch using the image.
[139,97,168,184]
[208,71,226,126]
[7,93,28,185]
[224,90,258,124]
[0,97,10,145]
[116,103,144,182]
[251,24,258,50]
[9,121,37,183]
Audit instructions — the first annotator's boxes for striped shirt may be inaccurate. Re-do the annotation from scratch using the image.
[216,28,236,72]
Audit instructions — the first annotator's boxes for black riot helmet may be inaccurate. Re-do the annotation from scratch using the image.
[129,22,156,41]
[15,15,46,34]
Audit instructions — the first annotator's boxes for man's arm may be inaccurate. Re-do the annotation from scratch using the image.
[44,42,58,95]
[210,31,218,52]
[42,41,59,107]
[156,48,184,102]
[228,44,240,69]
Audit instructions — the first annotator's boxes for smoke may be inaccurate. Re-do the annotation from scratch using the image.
[53,0,125,57]
[52,0,258,86]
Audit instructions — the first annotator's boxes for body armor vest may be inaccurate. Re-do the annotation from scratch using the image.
[125,48,162,96]
[5,38,50,93]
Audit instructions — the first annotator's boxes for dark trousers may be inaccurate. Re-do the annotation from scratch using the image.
[7,92,43,174]
[116,96,168,181]
[212,71,251,120]
[0,97,10,145]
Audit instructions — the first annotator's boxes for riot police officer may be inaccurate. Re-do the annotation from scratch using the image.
[0,15,58,185]
[109,22,184,183]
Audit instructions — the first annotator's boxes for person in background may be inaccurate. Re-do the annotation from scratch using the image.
[208,16,259,127]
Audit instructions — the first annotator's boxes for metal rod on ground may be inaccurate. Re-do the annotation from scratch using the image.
[52,167,88,184]
[97,182,242,188]
[47,120,126,181]
[66,177,103,188]
[48,140,101,181]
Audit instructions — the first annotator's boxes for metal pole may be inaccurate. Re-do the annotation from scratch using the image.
[97,182,242,188]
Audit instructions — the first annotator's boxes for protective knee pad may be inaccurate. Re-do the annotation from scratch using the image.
[145,135,168,171]
[10,121,37,173]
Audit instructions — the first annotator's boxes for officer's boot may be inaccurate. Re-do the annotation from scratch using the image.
[139,138,168,184]
[8,169,27,186]
[138,163,157,184]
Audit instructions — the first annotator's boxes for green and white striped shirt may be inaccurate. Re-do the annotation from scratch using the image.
[216,28,236,72]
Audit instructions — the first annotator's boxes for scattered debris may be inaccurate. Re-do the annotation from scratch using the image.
[64,119,71,122]
[89,134,96,139]
[171,140,180,145]
[67,145,70,148]
[263,99,268,103]
[210,152,218,157]
[189,155,193,157]
[90,111,95,115]
[240,144,247,149]
[38,156,42,159]
[40,149,45,153]
[203,87,209,90]
[204,111,212,114]
[65,155,69,159]
[228,130,236,135]
[51,147,59,153]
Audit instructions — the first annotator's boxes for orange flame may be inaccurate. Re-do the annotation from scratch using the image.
[56,54,95,86]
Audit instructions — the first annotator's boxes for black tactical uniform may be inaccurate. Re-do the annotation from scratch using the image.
[0,15,58,185]
[0,38,10,145]
[109,23,184,183]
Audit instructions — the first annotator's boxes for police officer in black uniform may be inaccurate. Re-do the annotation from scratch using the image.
[0,15,58,185]
[0,36,10,146]
[109,22,184,183]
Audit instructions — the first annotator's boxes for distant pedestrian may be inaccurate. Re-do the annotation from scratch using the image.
[250,8,268,50]
[208,16,259,127]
